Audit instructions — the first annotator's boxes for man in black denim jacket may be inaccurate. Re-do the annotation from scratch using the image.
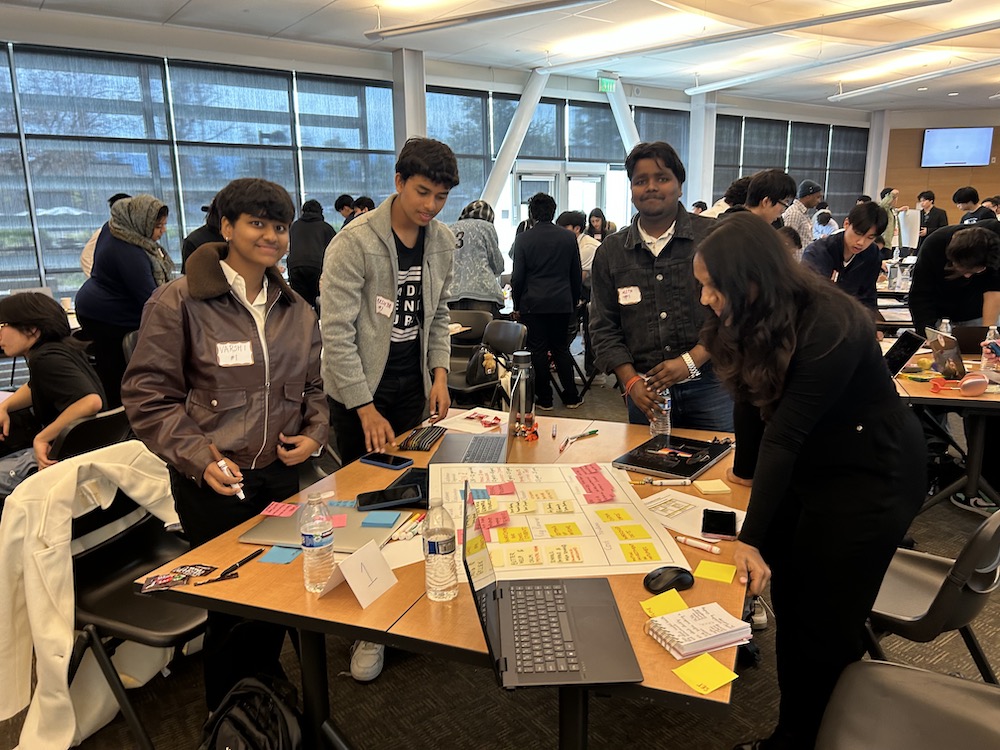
[590,141,733,431]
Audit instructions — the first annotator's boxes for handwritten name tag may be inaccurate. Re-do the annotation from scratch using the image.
[216,341,253,367]
[375,295,394,318]
[618,286,641,305]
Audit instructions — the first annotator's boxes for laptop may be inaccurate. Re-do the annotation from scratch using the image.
[430,380,521,464]
[883,329,927,376]
[953,326,989,356]
[461,481,643,689]
[238,501,405,551]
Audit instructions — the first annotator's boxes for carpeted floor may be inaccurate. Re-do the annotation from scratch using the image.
[3,376,998,749]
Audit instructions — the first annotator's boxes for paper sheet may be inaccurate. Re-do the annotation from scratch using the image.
[643,488,746,541]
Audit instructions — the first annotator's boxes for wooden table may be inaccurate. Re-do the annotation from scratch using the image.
[141,416,749,749]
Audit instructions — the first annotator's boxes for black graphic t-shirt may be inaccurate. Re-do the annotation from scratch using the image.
[384,227,425,378]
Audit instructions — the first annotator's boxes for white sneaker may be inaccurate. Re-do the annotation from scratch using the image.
[751,597,768,631]
[350,640,385,682]
[951,493,999,517]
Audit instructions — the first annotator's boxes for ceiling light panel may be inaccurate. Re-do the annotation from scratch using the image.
[835,49,955,82]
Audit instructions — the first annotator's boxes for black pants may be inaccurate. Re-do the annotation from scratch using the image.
[761,405,925,747]
[76,314,130,408]
[288,266,321,312]
[520,312,579,407]
[170,461,298,710]
[328,371,426,465]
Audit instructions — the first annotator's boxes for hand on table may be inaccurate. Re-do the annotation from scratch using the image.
[357,404,396,453]
[734,541,771,596]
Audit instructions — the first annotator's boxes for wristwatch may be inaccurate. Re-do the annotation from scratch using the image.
[681,352,701,381]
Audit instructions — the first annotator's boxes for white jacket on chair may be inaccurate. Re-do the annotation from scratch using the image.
[0,440,178,749]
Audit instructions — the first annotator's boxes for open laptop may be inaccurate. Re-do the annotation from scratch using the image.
[430,381,521,464]
[883,329,927,376]
[238,501,405,552]
[953,326,989,356]
[461,481,643,689]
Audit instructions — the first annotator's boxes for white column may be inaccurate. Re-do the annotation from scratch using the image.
[865,110,890,199]
[392,48,426,152]
[605,81,640,151]
[481,69,549,206]
[687,93,717,204]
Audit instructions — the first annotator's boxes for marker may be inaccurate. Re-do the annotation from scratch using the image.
[403,513,426,540]
[209,444,245,500]
[649,478,692,486]
[392,512,421,541]
[675,535,721,555]
[552,424,558,439]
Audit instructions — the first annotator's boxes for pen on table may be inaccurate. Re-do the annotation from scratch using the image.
[209,444,246,500]
[675,535,721,555]
[392,512,421,541]
[551,424,557,439]
[213,548,265,580]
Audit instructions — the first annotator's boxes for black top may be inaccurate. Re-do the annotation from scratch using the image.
[801,231,880,311]
[736,296,895,547]
[510,221,583,314]
[917,206,949,251]
[908,220,1000,334]
[288,211,336,270]
[961,206,996,225]
[181,224,226,274]
[26,341,106,426]
[384,228,424,378]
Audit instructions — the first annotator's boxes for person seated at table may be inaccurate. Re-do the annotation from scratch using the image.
[122,177,329,710]
[75,193,174,407]
[801,201,888,315]
[693,212,926,750]
[0,293,106,507]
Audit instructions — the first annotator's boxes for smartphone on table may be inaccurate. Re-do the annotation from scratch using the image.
[701,509,738,541]
[356,484,424,511]
[359,451,414,470]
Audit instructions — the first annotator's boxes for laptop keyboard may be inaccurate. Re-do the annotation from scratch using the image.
[509,583,580,674]
[461,434,506,463]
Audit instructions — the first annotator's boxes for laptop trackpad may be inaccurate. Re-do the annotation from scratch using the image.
[572,605,638,680]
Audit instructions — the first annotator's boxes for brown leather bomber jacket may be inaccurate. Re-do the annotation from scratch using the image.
[122,243,329,484]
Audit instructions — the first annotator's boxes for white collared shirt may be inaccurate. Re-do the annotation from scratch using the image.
[637,220,676,258]
[220,260,270,372]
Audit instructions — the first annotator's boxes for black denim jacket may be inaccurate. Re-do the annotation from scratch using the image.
[590,206,716,374]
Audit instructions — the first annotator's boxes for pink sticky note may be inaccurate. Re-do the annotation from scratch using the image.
[261,501,299,517]
[572,463,602,476]
[330,514,348,528]
[584,492,614,504]
[456,528,464,544]
[577,473,616,500]
[478,510,511,530]
[487,481,516,495]
[482,527,493,542]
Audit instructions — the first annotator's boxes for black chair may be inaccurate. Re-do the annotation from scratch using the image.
[69,489,206,750]
[122,330,140,364]
[448,309,493,377]
[816,660,1000,749]
[864,510,1000,684]
[49,406,133,461]
[447,319,527,408]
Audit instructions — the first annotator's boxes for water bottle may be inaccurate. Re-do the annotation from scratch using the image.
[423,497,458,602]
[301,492,335,593]
[649,387,671,438]
[510,350,535,432]
[982,325,999,372]
[939,318,952,336]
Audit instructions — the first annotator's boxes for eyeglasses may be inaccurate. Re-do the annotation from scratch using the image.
[777,199,791,210]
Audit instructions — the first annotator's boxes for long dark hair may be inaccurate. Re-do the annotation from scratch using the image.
[586,208,610,238]
[698,212,861,413]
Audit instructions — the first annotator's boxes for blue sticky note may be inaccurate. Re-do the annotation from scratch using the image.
[362,510,401,528]
[261,546,302,564]
[327,500,356,508]
[471,488,489,500]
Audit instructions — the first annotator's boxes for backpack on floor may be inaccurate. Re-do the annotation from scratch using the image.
[200,676,302,750]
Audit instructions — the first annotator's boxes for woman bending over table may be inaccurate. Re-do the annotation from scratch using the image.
[693,212,925,750]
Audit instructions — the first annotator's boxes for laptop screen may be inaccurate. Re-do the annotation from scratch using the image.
[461,480,503,663]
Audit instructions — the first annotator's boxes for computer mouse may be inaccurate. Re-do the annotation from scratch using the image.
[643,565,695,595]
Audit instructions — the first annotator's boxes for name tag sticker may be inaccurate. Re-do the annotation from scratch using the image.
[216,341,253,367]
[375,295,394,318]
[618,286,642,305]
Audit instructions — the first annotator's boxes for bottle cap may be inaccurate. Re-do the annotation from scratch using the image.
[513,350,531,366]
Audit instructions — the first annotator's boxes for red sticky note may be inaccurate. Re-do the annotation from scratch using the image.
[487,481,516,495]
[478,510,511,530]
[577,473,616,500]
[330,514,348,528]
[261,501,299,517]
[572,463,602,476]
[584,492,614,504]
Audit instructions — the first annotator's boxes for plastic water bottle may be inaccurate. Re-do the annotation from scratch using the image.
[301,493,335,593]
[649,387,671,438]
[982,325,999,372]
[939,318,953,336]
[423,497,458,602]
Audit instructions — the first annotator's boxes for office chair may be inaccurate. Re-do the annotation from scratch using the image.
[70,489,206,750]
[863,510,1000,684]
[448,309,493,373]
[49,406,133,461]
[122,330,140,364]
[816,660,1000,749]
[447,319,526,408]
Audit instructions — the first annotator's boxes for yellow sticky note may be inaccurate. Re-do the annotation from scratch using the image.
[640,589,688,618]
[596,508,633,523]
[620,542,661,563]
[694,560,737,584]
[612,524,652,541]
[489,548,506,567]
[693,479,731,495]
[542,500,574,514]
[465,534,486,556]
[672,653,739,695]
[545,543,584,564]
[545,522,583,537]
[496,526,533,544]
[507,499,536,515]
[474,497,498,514]
[505,546,542,566]
[527,488,558,501]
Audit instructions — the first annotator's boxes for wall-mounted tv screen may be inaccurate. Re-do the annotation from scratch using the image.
[921,127,994,168]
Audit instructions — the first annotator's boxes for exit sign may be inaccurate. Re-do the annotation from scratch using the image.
[598,77,616,93]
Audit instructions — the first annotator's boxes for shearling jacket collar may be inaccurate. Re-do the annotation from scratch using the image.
[185,242,298,303]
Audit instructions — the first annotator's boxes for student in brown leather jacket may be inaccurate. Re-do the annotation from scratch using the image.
[122,177,328,710]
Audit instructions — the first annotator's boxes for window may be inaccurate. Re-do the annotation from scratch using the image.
[713,115,742,203]
[300,150,395,218]
[0,137,35,291]
[427,89,490,221]
[568,101,624,162]
[0,51,16,134]
[828,126,869,214]
[635,107,690,165]
[742,118,788,175]
[297,76,393,151]
[493,95,563,159]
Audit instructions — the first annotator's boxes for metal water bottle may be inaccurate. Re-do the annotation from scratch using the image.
[510,350,535,431]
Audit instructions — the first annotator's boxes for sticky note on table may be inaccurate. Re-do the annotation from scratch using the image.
[620,542,661,563]
[612,524,651,541]
[694,560,737,584]
[545,543,584,564]
[596,508,632,523]
[640,589,688,618]
[542,500,574,514]
[466,534,487,556]
[261,501,299,517]
[572,463,602,475]
[261,546,302,564]
[486,481,516,495]
[330,514,348,528]
[693,479,731,495]
[672,653,739,695]
[496,526,533,544]
[474,497,499,514]
[470,488,489,500]
[478,510,511,530]
[507,499,536,515]
[545,522,582,537]
[362,511,401,528]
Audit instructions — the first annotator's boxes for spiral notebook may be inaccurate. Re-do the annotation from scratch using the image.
[643,602,751,660]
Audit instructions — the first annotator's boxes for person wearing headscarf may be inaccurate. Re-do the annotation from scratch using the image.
[448,199,505,318]
[75,193,174,406]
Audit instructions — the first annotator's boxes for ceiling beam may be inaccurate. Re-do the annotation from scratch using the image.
[685,18,1000,96]
[540,0,950,75]
[827,56,1000,101]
